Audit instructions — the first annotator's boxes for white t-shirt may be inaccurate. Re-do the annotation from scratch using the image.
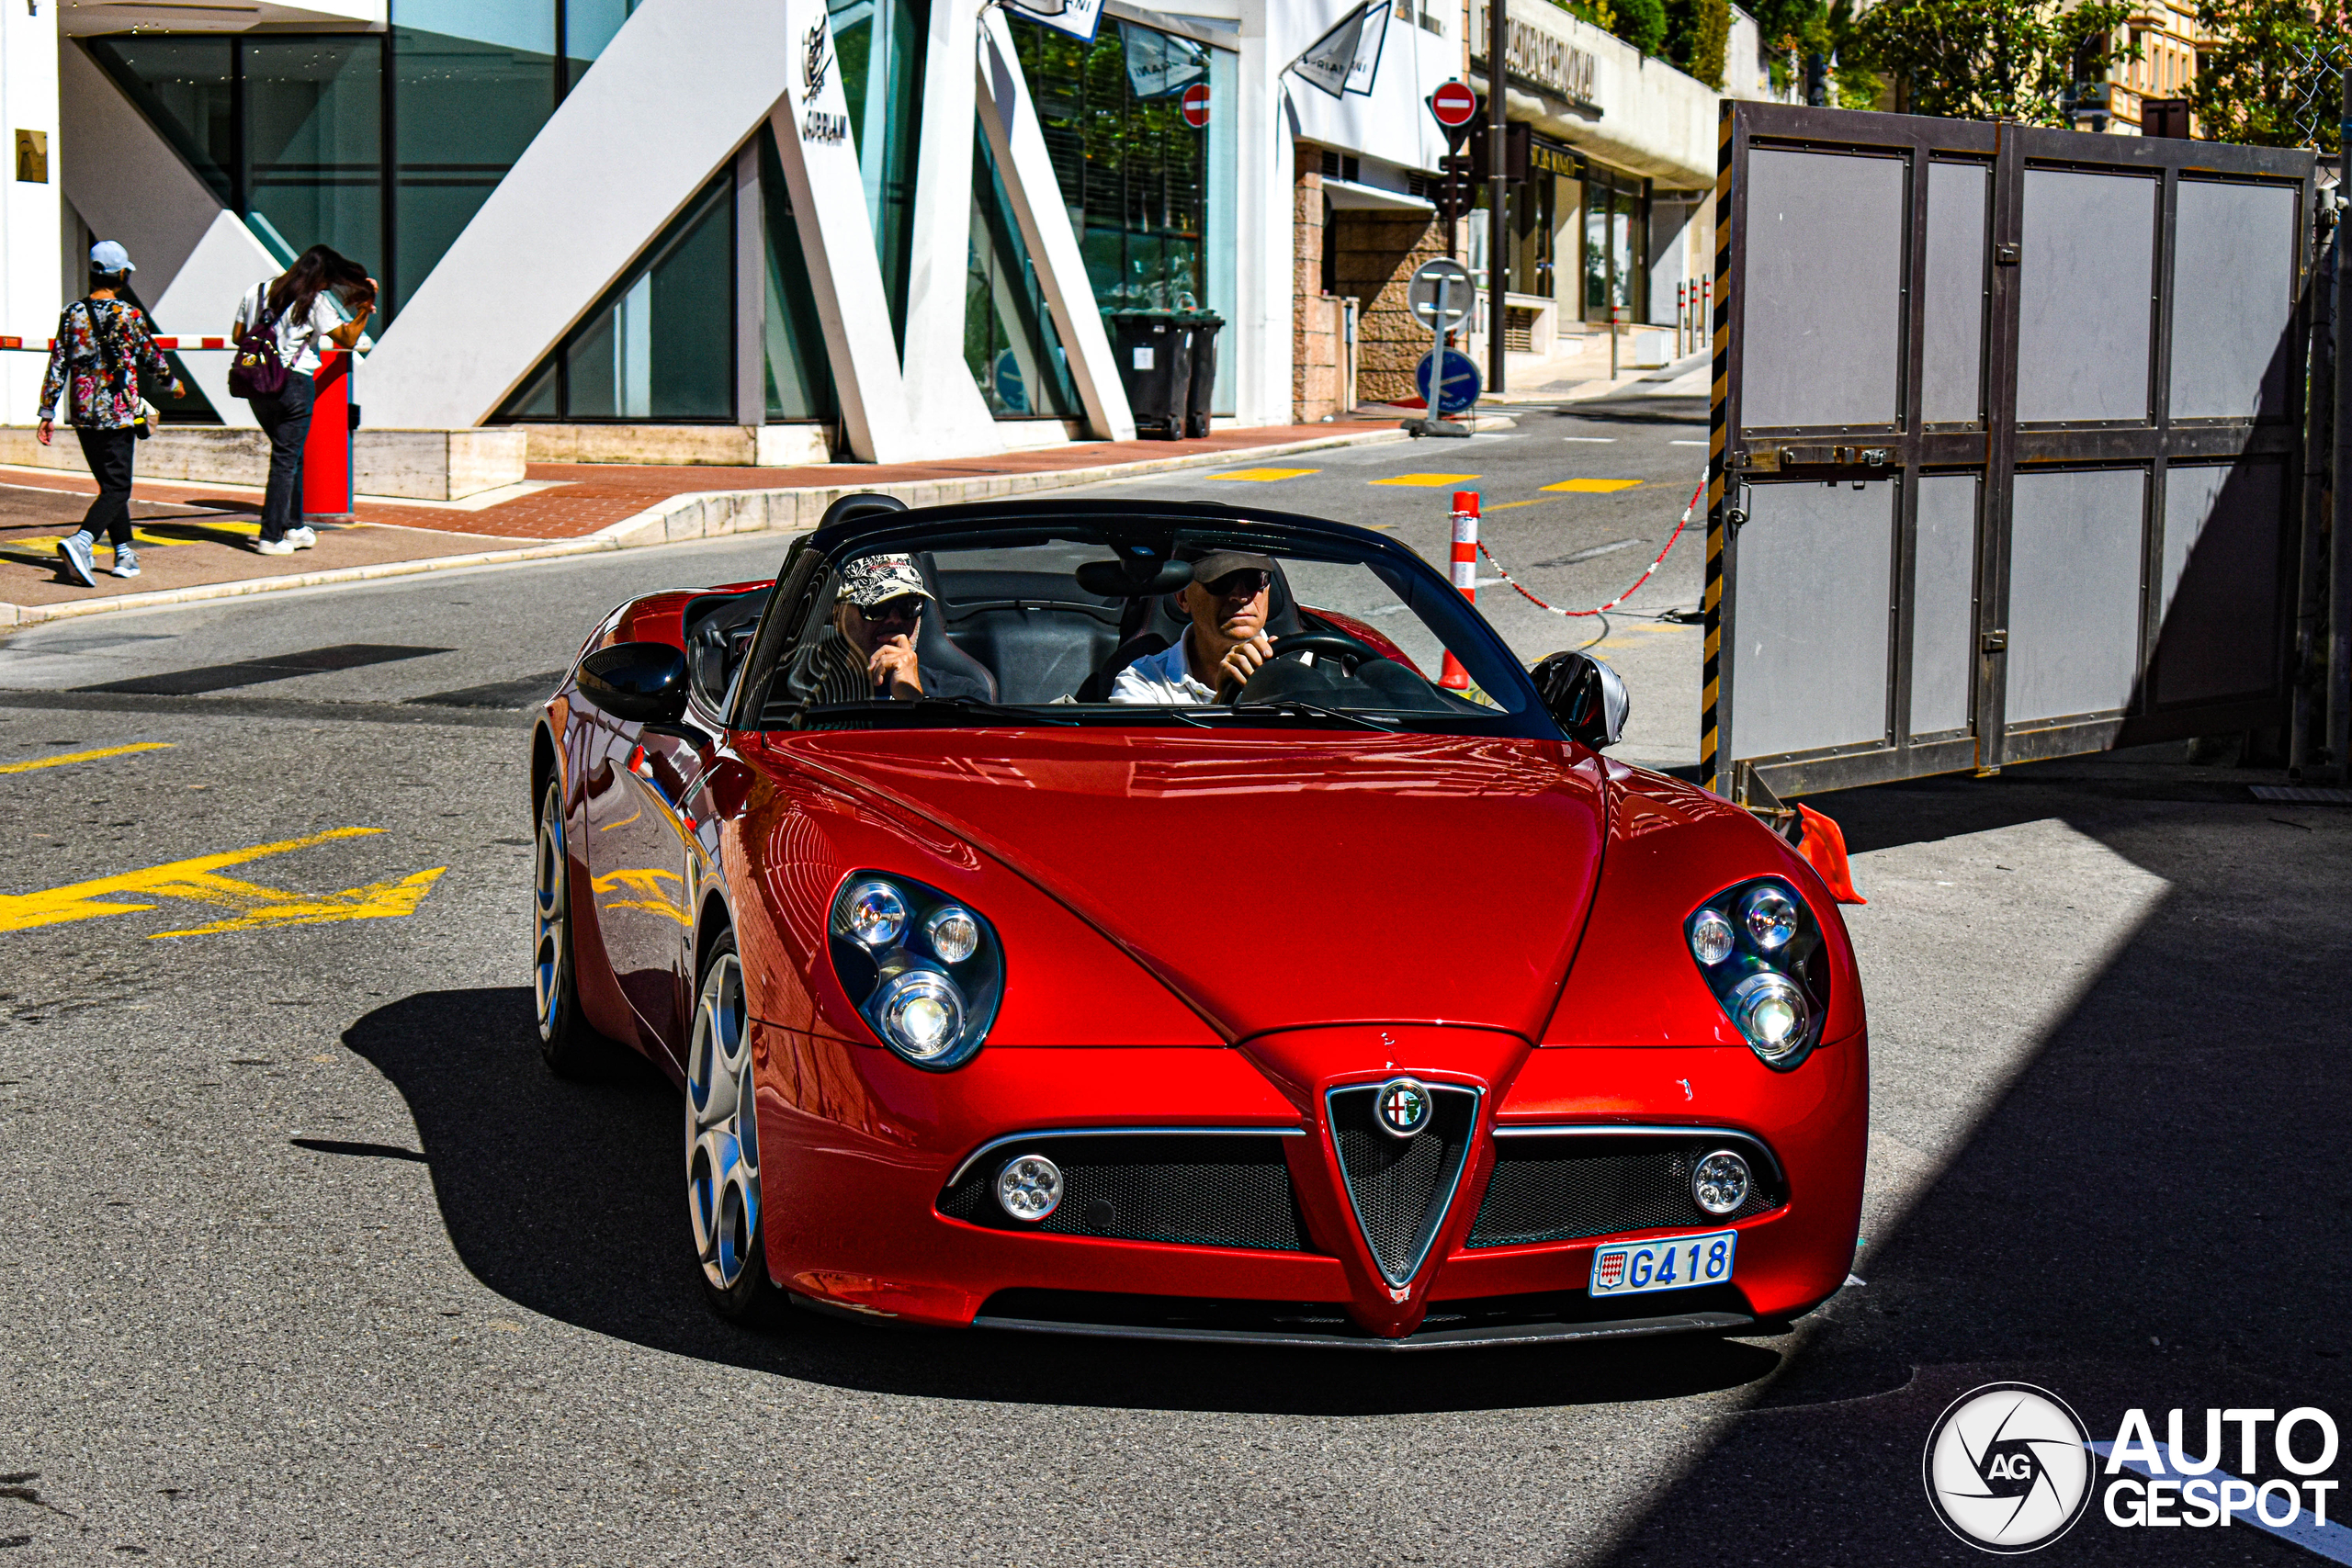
[1110,632,1218,705]
[233,280,348,378]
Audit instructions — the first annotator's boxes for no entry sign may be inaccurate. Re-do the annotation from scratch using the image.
[1181,82,1211,129]
[1429,81,1476,129]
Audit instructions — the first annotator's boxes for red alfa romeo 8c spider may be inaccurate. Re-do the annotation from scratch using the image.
[529,495,1867,1348]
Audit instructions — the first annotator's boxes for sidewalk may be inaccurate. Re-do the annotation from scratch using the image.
[0,418,1408,626]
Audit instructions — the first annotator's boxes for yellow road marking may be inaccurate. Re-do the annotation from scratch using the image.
[1486,498,1553,512]
[1208,467,1320,482]
[1542,479,1645,494]
[1371,473,1480,487]
[0,826,446,938]
[0,741,174,774]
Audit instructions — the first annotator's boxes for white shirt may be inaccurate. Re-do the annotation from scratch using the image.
[233,281,349,378]
[1109,632,1218,705]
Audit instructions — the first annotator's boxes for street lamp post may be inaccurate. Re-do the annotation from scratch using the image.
[1487,0,1509,398]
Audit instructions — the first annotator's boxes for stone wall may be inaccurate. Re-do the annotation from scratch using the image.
[1330,209,1453,407]
[1291,146,1341,423]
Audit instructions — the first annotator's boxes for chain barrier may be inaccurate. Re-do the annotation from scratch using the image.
[1474,473,1708,618]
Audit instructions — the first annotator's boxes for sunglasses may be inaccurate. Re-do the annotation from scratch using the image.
[858,597,924,624]
[1203,570,1270,598]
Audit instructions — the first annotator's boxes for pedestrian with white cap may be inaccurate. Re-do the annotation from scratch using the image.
[36,241,187,585]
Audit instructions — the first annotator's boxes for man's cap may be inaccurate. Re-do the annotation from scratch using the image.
[836,552,934,609]
[89,241,135,274]
[1186,549,1276,589]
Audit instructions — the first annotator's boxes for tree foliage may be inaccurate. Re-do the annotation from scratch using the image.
[1846,0,2134,124]
[1663,0,1732,88]
[1611,0,1669,55]
[2191,0,2347,152]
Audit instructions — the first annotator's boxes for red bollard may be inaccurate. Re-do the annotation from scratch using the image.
[1440,489,1478,690]
[302,349,355,522]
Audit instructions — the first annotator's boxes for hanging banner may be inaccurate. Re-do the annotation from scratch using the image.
[1002,0,1105,43]
[1121,20,1209,99]
[1291,1,1389,99]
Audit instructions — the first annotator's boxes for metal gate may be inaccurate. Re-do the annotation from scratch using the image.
[1702,103,2317,802]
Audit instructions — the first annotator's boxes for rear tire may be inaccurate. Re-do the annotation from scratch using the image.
[685,931,785,1325]
[534,775,596,1076]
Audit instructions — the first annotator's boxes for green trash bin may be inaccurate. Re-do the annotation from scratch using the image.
[1108,312,1192,439]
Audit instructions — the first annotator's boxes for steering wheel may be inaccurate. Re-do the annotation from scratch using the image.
[1222,629,1386,702]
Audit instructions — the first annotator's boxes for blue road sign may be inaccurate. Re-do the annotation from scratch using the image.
[1415,348,1481,416]
[991,349,1029,413]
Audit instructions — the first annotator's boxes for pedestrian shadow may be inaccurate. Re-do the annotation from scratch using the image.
[342,987,1781,1417]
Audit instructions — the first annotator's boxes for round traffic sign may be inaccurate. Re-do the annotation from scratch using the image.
[1416,348,1482,416]
[1408,257,1476,327]
[1181,82,1211,129]
[1429,81,1477,128]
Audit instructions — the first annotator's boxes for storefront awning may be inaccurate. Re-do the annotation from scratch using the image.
[1321,177,1433,213]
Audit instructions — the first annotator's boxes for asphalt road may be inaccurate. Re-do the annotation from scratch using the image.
[1,393,2346,1565]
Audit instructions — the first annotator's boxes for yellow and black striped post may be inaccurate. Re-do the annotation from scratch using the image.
[1702,102,1735,797]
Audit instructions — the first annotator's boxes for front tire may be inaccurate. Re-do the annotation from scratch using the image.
[534,776,596,1075]
[685,931,783,1324]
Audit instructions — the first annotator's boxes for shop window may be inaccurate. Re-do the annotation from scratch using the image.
[967,131,1076,418]
[497,174,733,421]
[244,39,382,272]
[758,126,841,423]
[1010,14,1237,413]
[83,38,236,208]
[391,3,559,320]
[1582,173,1647,322]
[830,0,926,352]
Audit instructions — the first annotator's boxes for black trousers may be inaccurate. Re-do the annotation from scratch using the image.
[73,425,138,548]
[247,374,316,542]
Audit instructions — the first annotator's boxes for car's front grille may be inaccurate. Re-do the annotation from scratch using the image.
[1328,1083,1480,1286]
[938,1134,1312,1252]
[1465,1132,1786,1248]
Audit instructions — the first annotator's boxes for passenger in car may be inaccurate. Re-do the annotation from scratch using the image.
[797,553,950,703]
[1110,550,1282,705]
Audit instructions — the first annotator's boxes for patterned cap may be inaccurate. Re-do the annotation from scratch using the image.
[836,552,933,609]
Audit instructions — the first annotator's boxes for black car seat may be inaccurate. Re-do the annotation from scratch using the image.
[907,551,999,702]
[1072,560,1306,702]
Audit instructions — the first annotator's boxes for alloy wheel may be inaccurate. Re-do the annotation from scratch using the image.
[532,804,567,1041]
[684,948,760,1291]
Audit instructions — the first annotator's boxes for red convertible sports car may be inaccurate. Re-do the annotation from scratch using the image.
[530,494,1867,1348]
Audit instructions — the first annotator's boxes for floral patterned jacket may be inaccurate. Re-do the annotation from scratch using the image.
[38,298,175,429]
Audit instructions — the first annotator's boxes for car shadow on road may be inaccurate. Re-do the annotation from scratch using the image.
[342,987,1781,1417]
[1578,750,2352,1564]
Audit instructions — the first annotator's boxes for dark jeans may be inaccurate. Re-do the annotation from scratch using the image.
[73,425,138,547]
[247,374,315,542]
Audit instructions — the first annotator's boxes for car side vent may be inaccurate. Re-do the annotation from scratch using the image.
[1326,1083,1480,1287]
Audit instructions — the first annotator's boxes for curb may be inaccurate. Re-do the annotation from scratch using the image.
[0,423,1415,628]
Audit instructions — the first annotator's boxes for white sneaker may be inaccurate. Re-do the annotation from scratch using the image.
[254,536,297,557]
[109,545,140,579]
[287,525,318,550]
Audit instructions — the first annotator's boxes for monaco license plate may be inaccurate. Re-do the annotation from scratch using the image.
[1589,1229,1737,1299]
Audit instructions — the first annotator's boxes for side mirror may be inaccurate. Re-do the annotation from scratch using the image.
[1531,649,1629,750]
[578,641,690,727]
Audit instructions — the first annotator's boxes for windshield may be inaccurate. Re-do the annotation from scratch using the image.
[746,520,1554,737]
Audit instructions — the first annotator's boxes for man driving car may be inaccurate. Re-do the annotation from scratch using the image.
[794,553,948,703]
[1110,550,1283,705]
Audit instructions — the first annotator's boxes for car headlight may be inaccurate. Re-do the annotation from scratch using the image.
[828,872,1003,1070]
[1684,876,1828,1069]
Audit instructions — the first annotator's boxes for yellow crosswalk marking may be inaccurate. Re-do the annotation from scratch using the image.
[0,826,446,938]
[1542,479,1645,494]
[0,741,174,774]
[1208,467,1320,481]
[1371,473,1479,487]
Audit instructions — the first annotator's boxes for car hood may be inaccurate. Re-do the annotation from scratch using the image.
[775,728,1609,1043]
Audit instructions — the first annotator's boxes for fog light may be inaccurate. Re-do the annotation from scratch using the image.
[995,1154,1063,1222]
[1692,1149,1752,1215]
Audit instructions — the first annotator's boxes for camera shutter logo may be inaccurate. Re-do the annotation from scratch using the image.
[1923,1383,2094,1552]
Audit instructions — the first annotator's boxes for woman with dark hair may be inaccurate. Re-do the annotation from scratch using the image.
[231,243,375,556]
[37,242,187,585]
